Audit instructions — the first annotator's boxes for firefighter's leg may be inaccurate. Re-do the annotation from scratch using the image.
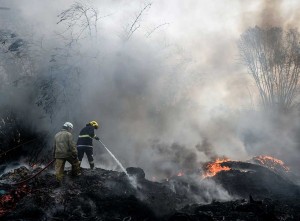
[77,146,84,166]
[55,159,66,182]
[86,147,94,169]
[68,157,81,176]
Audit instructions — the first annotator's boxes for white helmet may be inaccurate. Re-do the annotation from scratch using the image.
[63,122,73,129]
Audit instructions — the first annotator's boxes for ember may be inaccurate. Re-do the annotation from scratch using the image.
[0,163,300,220]
[0,185,31,217]
[30,163,37,169]
[203,158,231,177]
[177,171,184,177]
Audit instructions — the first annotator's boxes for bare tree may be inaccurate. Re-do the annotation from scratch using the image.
[57,1,100,45]
[34,2,102,119]
[239,26,300,111]
[123,2,152,41]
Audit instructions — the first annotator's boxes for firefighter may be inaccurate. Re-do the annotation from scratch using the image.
[53,122,81,183]
[77,121,100,169]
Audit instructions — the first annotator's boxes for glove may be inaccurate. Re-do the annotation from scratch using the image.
[94,136,100,141]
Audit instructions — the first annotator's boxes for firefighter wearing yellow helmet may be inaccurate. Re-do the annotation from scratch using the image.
[76,121,100,169]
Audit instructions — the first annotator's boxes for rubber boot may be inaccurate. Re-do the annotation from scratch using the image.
[89,162,95,169]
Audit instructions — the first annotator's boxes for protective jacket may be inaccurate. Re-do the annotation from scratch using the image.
[77,125,96,147]
[53,129,77,158]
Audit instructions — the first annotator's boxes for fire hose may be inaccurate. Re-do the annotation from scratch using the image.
[6,138,123,186]
[12,159,55,186]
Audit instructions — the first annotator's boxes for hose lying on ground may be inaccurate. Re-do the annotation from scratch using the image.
[12,159,55,186]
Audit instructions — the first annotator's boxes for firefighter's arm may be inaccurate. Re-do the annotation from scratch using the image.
[89,126,99,140]
[88,126,95,139]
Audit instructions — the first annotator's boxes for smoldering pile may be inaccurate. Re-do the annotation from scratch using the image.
[168,156,300,201]
[0,159,300,221]
[0,166,187,220]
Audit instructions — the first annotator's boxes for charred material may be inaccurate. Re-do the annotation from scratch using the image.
[0,162,300,220]
[169,197,300,221]
[1,163,300,220]
[0,167,183,220]
[215,161,300,199]
[126,167,145,180]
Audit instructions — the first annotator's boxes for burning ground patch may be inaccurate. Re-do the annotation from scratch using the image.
[0,156,300,220]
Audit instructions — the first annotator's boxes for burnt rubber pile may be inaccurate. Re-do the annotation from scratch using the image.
[213,161,300,199]
[1,163,300,220]
[169,197,300,221]
[0,166,187,220]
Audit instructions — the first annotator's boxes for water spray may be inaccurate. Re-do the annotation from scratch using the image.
[97,139,138,188]
[97,139,130,178]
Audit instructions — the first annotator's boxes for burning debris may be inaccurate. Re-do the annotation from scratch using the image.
[0,116,299,219]
[251,155,290,172]
[0,184,30,217]
[0,166,184,220]
[0,155,300,220]
[201,155,295,180]
[164,155,300,214]
[203,158,231,177]
[0,166,33,217]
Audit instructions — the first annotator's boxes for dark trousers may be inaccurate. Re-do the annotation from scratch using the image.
[77,146,94,168]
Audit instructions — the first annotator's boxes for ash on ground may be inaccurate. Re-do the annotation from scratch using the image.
[0,163,300,221]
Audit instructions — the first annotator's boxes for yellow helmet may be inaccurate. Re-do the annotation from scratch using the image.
[89,121,99,129]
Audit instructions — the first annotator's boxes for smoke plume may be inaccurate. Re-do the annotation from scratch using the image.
[0,0,300,182]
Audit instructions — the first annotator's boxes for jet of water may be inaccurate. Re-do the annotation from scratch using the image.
[97,139,130,178]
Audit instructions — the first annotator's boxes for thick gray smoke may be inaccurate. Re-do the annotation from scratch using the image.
[0,0,300,183]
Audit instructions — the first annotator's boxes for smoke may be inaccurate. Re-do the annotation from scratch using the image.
[0,0,300,186]
[259,0,283,27]
[168,174,233,204]
[239,0,300,29]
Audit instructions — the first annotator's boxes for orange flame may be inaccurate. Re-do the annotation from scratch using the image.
[253,155,290,172]
[204,158,231,177]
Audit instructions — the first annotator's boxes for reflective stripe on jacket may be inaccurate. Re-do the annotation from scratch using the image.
[76,125,95,147]
[53,129,77,158]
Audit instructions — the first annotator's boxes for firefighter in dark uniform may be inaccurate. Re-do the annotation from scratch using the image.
[77,121,99,169]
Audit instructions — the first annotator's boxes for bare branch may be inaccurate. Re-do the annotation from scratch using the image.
[124,3,152,41]
[146,23,169,38]
[56,1,100,45]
